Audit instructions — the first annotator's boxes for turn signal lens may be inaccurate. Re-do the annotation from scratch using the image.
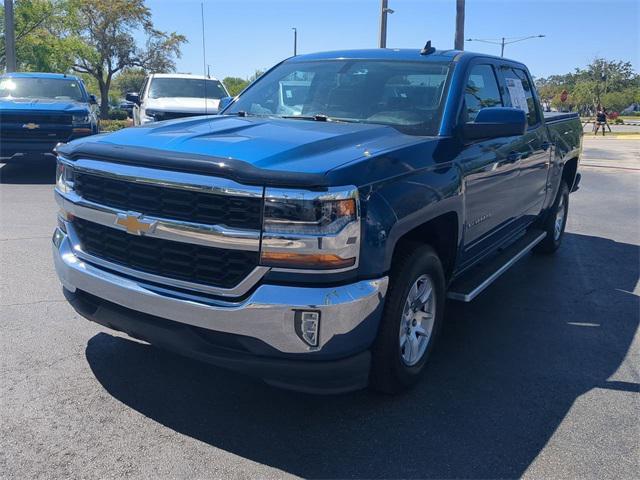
[260,252,356,269]
[55,160,74,193]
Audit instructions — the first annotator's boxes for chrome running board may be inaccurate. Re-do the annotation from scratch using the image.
[447,230,547,302]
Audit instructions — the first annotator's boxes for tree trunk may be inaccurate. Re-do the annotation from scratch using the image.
[97,73,114,119]
[99,79,110,119]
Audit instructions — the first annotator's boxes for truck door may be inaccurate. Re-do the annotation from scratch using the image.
[498,65,551,221]
[455,63,523,266]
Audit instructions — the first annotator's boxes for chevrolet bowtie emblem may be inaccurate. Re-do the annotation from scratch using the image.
[115,213,157,236]
[23,123,40,130]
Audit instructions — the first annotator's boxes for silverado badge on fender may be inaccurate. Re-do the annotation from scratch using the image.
[115,212,157,236]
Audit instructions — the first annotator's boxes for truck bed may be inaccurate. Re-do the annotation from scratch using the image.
[543,111,580,124]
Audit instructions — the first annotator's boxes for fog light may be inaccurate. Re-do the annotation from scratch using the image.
[294,310,320,347]
[52,228,65,248]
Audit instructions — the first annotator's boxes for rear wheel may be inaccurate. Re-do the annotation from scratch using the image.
[370,244,445,394]
[534,181,570,254]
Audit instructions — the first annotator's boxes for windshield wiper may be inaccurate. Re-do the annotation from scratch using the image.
[280,114,330,122]
[279,114,364,124]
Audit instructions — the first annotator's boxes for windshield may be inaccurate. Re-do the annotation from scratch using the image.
[227,59,450,135]
[148,78,227,100]
[0,77,85,101]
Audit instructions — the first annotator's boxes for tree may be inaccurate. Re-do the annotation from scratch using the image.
[222,76,248,97]
[0,0,79,72]
[68,0,186,117]
[223,70,264,97]
[113,67,146,98]
[536,57,639,114]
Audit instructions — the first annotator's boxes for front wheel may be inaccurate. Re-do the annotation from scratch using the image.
[370,244,445,394]
[534,181,570,254]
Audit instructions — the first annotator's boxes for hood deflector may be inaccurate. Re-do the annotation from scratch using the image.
[56,141,330,189]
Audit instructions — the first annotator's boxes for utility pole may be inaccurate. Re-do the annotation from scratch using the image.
[454,0,465,50]
[292,27,297,56]
[4,0,17,72]
[378,0,394,48]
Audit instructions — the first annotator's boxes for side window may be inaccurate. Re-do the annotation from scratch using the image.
[501,67,540,127]
[464,64,502,122]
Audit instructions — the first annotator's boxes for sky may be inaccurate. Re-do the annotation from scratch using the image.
[146,0,640,80]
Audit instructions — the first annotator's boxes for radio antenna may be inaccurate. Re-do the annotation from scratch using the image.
[201,1,208,114]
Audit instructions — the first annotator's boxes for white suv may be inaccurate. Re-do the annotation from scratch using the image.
[127,73,229,125]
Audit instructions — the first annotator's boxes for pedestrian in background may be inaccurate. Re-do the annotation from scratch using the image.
[594,105,609,136]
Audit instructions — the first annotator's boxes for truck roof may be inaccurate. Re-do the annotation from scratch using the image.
[0,71,82,80]
[150,73,221,81]
[287,48,525,68]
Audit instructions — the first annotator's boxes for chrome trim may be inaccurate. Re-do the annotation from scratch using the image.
[61,219,268,298]
[53,228,388,354]
[58,156,264,198]
[447,232,547,302]
[264,185,360,202]
[55,190,261,251]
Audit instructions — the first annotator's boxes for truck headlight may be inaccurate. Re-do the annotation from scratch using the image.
[55,159,74,194]
[72,113,90,125]
[261,187,360,271]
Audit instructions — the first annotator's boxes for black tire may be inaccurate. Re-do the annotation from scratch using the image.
[534,181,570,254]
[370,244,445,394]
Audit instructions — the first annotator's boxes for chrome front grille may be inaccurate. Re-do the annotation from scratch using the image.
[56,157,268,297]
[74,172,263,230]
[73,218,258,289]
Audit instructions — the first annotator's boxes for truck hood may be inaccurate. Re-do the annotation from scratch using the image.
[145,96,221,114]
[0,97,89,114]
[58,115,426,187]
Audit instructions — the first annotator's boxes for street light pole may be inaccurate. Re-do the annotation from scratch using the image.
[378,0,394,48]
[466,34,545,57]
[4,0,17,72]
[292,27,297,56]
[454,0,465,50]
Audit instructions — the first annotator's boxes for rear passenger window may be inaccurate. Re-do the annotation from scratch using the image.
[502,67,540,127]
[463,64,502,122]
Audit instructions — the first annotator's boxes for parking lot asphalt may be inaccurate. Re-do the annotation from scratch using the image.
[1,140,638,479]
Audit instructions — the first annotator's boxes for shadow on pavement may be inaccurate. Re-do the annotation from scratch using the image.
[85,232,639,479]
[0,156,57,185]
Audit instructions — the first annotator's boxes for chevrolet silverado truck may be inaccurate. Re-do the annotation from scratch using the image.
[0,72,98,160]
[53,48,582,394]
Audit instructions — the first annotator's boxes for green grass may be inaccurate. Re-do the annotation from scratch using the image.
[99,119,131,132]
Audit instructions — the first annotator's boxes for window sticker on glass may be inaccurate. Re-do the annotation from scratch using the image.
[506,78,529,113]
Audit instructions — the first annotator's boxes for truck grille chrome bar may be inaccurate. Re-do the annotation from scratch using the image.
[55,190,261,252]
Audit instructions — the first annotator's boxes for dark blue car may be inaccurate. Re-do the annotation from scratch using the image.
[0,72,98,161]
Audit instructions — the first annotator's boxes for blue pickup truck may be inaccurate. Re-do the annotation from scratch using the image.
[53,48,582,394]
[0,72,98,161]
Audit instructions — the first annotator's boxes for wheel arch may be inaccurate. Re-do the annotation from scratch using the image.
[562,156,579,191]
[390,211,460,282]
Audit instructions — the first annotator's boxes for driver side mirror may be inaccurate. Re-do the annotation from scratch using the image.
[88,94,97,105]
[463,107,527,140]
[218,96,234,113]
[125,92,140,105]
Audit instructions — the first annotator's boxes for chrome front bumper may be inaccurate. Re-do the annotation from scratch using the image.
[53,227,388,355]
